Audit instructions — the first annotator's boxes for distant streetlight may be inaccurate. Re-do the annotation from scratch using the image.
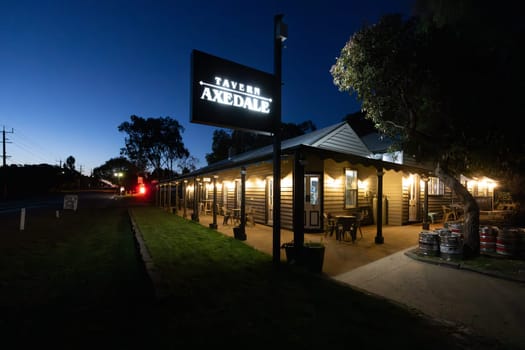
[114,172,124,195]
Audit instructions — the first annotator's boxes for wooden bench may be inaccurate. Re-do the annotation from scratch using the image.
[427,212,440,224]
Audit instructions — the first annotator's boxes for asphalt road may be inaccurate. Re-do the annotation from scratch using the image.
[0,194,64,213]
[0,191,145,212]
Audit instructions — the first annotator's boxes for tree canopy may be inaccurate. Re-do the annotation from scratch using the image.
[330,0,525,256]
[331,0,524,184]
[65,155,75,171]
[92,156,140,188]
[118,115,190,177]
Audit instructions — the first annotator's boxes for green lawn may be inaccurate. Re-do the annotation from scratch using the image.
[0,197,510,349]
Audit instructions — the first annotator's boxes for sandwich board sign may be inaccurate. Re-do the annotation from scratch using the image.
[63,194,78,211]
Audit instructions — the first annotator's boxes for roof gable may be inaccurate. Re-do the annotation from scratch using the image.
[311,122,371,157]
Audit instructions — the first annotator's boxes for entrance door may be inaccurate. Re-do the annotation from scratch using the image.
[304,174,321,230]
[408,174,420,222]
[266,176,273,225]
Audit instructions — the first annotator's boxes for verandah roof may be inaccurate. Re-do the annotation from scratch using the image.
[166,122,434,183]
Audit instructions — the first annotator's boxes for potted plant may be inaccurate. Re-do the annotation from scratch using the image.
[281,241,297,263]
[233,226,246,241]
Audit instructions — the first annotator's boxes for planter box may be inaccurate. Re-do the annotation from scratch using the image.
[233,227,246,241]
[304,245,325,273]
[282,243,325,273]
[282,243,297,263]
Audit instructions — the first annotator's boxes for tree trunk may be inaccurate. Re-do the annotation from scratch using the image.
[435,164,480,258]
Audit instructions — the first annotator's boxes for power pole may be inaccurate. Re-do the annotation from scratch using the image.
[2,126,14,167]
[2,126,13,199]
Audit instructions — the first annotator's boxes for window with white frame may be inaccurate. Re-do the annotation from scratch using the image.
[428,176,444,195]
[235,179,242,207]
[344,168,358,209]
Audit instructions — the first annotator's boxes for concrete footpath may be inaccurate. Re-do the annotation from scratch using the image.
[334,247,525,349]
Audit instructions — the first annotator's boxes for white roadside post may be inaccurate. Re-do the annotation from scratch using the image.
[20,208,25,231]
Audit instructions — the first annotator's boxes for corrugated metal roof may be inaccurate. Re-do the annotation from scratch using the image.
[188,122,350,174]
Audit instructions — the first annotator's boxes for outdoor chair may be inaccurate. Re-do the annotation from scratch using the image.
[442,205,457,223]
[246,207,256,227]
[427,211,440,224]
[202,201,212,215]
[324,213,336,237]
[222,206,232,225]
[336,216,358,242]
[354,211,364,239]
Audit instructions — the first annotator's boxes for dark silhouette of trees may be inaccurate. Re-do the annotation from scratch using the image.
[206,129,232,165]
[343,111,377,136]
[331,0,525,257]
[118,115,190,178]
[0,164,81,199]
[206,121,317,164]
[65,155,75,171]
[92,156,140,191]
[177,155,198,174]
[281,120,317,140]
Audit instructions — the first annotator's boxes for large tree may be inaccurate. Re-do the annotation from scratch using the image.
[118,115,190,177]
[330,0,525,257]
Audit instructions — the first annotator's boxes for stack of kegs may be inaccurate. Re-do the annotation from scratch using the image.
[445,221,464,239]
[496,228,520,257]
[418,228,464,259]
[437,228,463,259]
[418,231,440,256]
[479,226,498,254]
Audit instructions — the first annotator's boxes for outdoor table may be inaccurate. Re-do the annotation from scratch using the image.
[200,199,213,215]
[335,215,357,242]
[480,210,513,224]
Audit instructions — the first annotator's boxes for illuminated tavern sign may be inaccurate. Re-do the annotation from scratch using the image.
[191,49,277,134]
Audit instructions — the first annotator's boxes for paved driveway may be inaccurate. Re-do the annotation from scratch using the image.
[334,247,525,349]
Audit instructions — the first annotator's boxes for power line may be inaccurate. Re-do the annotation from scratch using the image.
[13,128,59,165]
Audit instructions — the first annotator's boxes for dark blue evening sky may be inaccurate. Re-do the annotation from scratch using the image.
[1,0,413,175]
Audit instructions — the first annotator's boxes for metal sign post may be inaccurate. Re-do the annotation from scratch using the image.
[272,14,287,266]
